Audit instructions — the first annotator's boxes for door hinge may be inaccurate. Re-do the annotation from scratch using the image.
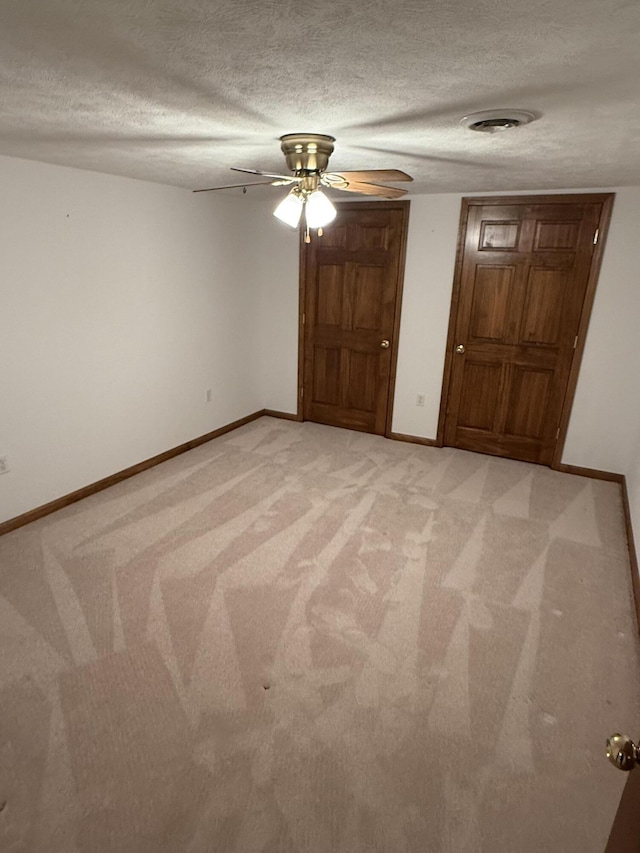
[593,228,599,245]
[300,387,304,398]
[556,427,561,440]
[302,312,306,324]
[573,335,578,349]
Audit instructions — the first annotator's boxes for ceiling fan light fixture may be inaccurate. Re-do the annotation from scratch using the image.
[196,133,412,243]
[305,190,337,229]
[273,188,304,228]
[460,109,536,133]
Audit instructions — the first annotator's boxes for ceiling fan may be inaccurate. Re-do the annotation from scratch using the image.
[193,133,413,241]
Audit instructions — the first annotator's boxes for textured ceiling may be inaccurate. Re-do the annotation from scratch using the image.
[1,0,639,194]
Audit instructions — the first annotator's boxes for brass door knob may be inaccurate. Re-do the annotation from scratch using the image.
[455,344,465,354]
[607,734,640,771]
[380,339,390,349]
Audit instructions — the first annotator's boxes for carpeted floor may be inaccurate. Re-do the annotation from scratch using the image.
[1,417,639,852]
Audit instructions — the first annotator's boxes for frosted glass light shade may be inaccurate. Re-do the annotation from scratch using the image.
[273,190,304,228]
[305,190,337,229]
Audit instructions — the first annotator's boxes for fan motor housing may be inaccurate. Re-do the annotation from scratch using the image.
[280,133,335,173]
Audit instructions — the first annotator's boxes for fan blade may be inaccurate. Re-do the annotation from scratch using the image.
[334,181,408,199]
[231,167,294,181]
[330,169,413,183]
[193,181,275,193]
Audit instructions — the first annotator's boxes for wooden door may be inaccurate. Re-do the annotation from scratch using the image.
[441,194,613,465]
[301,201,409,434]
[606,769,640,851]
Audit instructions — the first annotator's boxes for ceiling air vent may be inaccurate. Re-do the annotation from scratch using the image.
[460,110,535,133]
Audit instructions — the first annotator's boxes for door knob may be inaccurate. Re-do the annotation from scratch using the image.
[455,344,465,354]
[380,339,390,349]
[606,734,640,771]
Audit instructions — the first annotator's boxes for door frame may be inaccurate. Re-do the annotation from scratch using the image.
[436,192,615,468]
[296,200,411,436]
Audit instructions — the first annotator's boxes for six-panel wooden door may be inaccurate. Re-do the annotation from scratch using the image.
[301,202,409,434]
[442,195,612,465]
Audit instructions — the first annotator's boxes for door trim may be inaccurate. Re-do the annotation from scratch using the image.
[436,192,615,466]
[297,200,411,436]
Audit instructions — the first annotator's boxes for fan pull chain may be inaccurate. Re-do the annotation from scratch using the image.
[304,225,311,243]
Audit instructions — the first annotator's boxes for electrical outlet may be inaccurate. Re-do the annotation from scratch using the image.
[0,455,9,474]
[416,394,426,407]
[205,389,213,403]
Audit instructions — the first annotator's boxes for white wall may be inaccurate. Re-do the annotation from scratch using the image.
[392,195,462,436]
[562,188,640,473]
[250,200,301,414]
[564,188,640,561]
[0,155,262,523]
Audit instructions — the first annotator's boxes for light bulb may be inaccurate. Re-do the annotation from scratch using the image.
[305,190,337,229]
[273,190,304,228]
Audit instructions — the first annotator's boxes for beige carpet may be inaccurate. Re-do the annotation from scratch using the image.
[1,417,639,852]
